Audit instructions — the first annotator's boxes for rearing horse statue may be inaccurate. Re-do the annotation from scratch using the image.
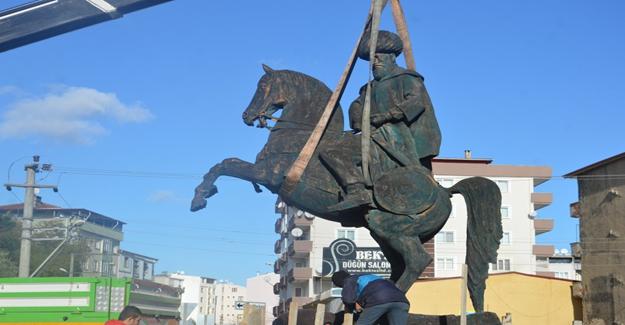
[191,65,502,312]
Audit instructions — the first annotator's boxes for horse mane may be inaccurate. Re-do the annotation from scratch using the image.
[277,69,332,100]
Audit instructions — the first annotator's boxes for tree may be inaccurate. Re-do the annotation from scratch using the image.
[0,213,89,277]
[0,249,17,277]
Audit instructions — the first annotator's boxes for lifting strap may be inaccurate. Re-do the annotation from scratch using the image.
[280,0,416,196]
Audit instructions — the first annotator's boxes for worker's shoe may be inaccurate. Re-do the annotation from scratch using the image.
[327,183,372,212]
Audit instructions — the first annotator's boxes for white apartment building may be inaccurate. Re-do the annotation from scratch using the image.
[432,157,554,278]
[154,273,247,325]
[271,156,556,316]
[154,272,216,325]
[246,273,280,325]
[116,250,157,280]
[213,281,246,325]
[541,249,582,281]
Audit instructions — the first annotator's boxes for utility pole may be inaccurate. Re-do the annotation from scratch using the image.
[4,155,58,277]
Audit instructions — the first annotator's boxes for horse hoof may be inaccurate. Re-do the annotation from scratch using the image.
[190,197,207,212]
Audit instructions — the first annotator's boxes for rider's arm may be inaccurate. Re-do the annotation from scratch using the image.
[395,76,427,123]
[349,97,363,132]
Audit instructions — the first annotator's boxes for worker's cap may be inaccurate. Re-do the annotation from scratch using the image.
[331,270,351,287]
[357,30,403,61]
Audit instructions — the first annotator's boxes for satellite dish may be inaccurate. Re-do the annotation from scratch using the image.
[291,227,304,238]
[296,210,304,217]
[304,212,315,220]
[561,249,569,255]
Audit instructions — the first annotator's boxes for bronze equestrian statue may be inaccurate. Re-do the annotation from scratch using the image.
[191,31,502,312]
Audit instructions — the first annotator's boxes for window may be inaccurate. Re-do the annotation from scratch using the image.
[232,288,237,293]
[295,287,303,297]
[124,257,131,268]
[555,272,570,279]
[500,206,510,219]
[436,178,454,188]
[436,257,454,271]
[491,258,511,271]
[495,180,509,193]
[337,229,355,241]
[102,239,112,253]
[435,231,454,243]
[501,232,510,245]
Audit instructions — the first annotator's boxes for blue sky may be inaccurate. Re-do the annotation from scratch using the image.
[0,1,623,285]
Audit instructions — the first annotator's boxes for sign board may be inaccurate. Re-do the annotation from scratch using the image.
[234,301,265,310]
[322,238,392,276]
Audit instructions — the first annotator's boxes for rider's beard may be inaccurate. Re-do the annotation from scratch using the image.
[373,64,389,80]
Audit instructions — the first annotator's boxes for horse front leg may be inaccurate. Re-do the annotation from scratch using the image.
[190,158,267,212]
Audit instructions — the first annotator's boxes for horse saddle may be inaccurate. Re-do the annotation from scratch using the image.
[373,165,438,215]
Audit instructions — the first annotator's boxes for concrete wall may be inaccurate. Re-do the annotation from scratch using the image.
[246,273,279,325]
[406,272,582,325]
[577,157,625,324]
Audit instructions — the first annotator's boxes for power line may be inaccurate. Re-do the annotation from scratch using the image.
[46,165,625,182]
[122,240,275,257]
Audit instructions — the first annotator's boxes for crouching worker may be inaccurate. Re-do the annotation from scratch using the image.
[104,305,142,325]
[332,270,410,325]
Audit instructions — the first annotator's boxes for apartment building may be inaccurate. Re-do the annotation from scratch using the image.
[0,199,125,277]
[116,249,157,280]
[154,272,217,325]
[246,273,280,325]
[272,156,555,315]
[214,281,246,325]
[154,272,247,325]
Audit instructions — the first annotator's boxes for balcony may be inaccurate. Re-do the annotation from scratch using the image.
[572,282,583,298]
[288,215,313,230]
[274,260,281,274]
[533,244,555,257]
[274,239,282,254]
[288,240,313,257]
[571,242,582,258]
[570,202,581,218]
[534,219,554,235]
[275,218,283,234]
[531,192,553,210]
[288,267,313,282]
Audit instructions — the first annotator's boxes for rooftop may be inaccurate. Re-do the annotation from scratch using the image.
[565,151,625,177]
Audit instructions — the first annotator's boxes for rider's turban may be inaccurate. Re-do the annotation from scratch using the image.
[357,30,403,61]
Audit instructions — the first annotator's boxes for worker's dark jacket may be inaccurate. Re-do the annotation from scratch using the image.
[341,275,409,308]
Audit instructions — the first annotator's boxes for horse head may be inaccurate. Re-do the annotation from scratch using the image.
[242,64,288,128]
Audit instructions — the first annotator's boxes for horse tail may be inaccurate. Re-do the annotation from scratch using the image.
[449,176,502,312]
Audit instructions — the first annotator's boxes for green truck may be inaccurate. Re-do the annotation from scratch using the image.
[0,277,181,325]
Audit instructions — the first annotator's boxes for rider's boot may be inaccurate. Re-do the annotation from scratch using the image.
[327,183,373,212]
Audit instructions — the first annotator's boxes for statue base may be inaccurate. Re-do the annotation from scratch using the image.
[408,312,501,325]
[273,310,501,325]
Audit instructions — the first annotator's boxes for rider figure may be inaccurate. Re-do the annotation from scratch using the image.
[321,30,441,212]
